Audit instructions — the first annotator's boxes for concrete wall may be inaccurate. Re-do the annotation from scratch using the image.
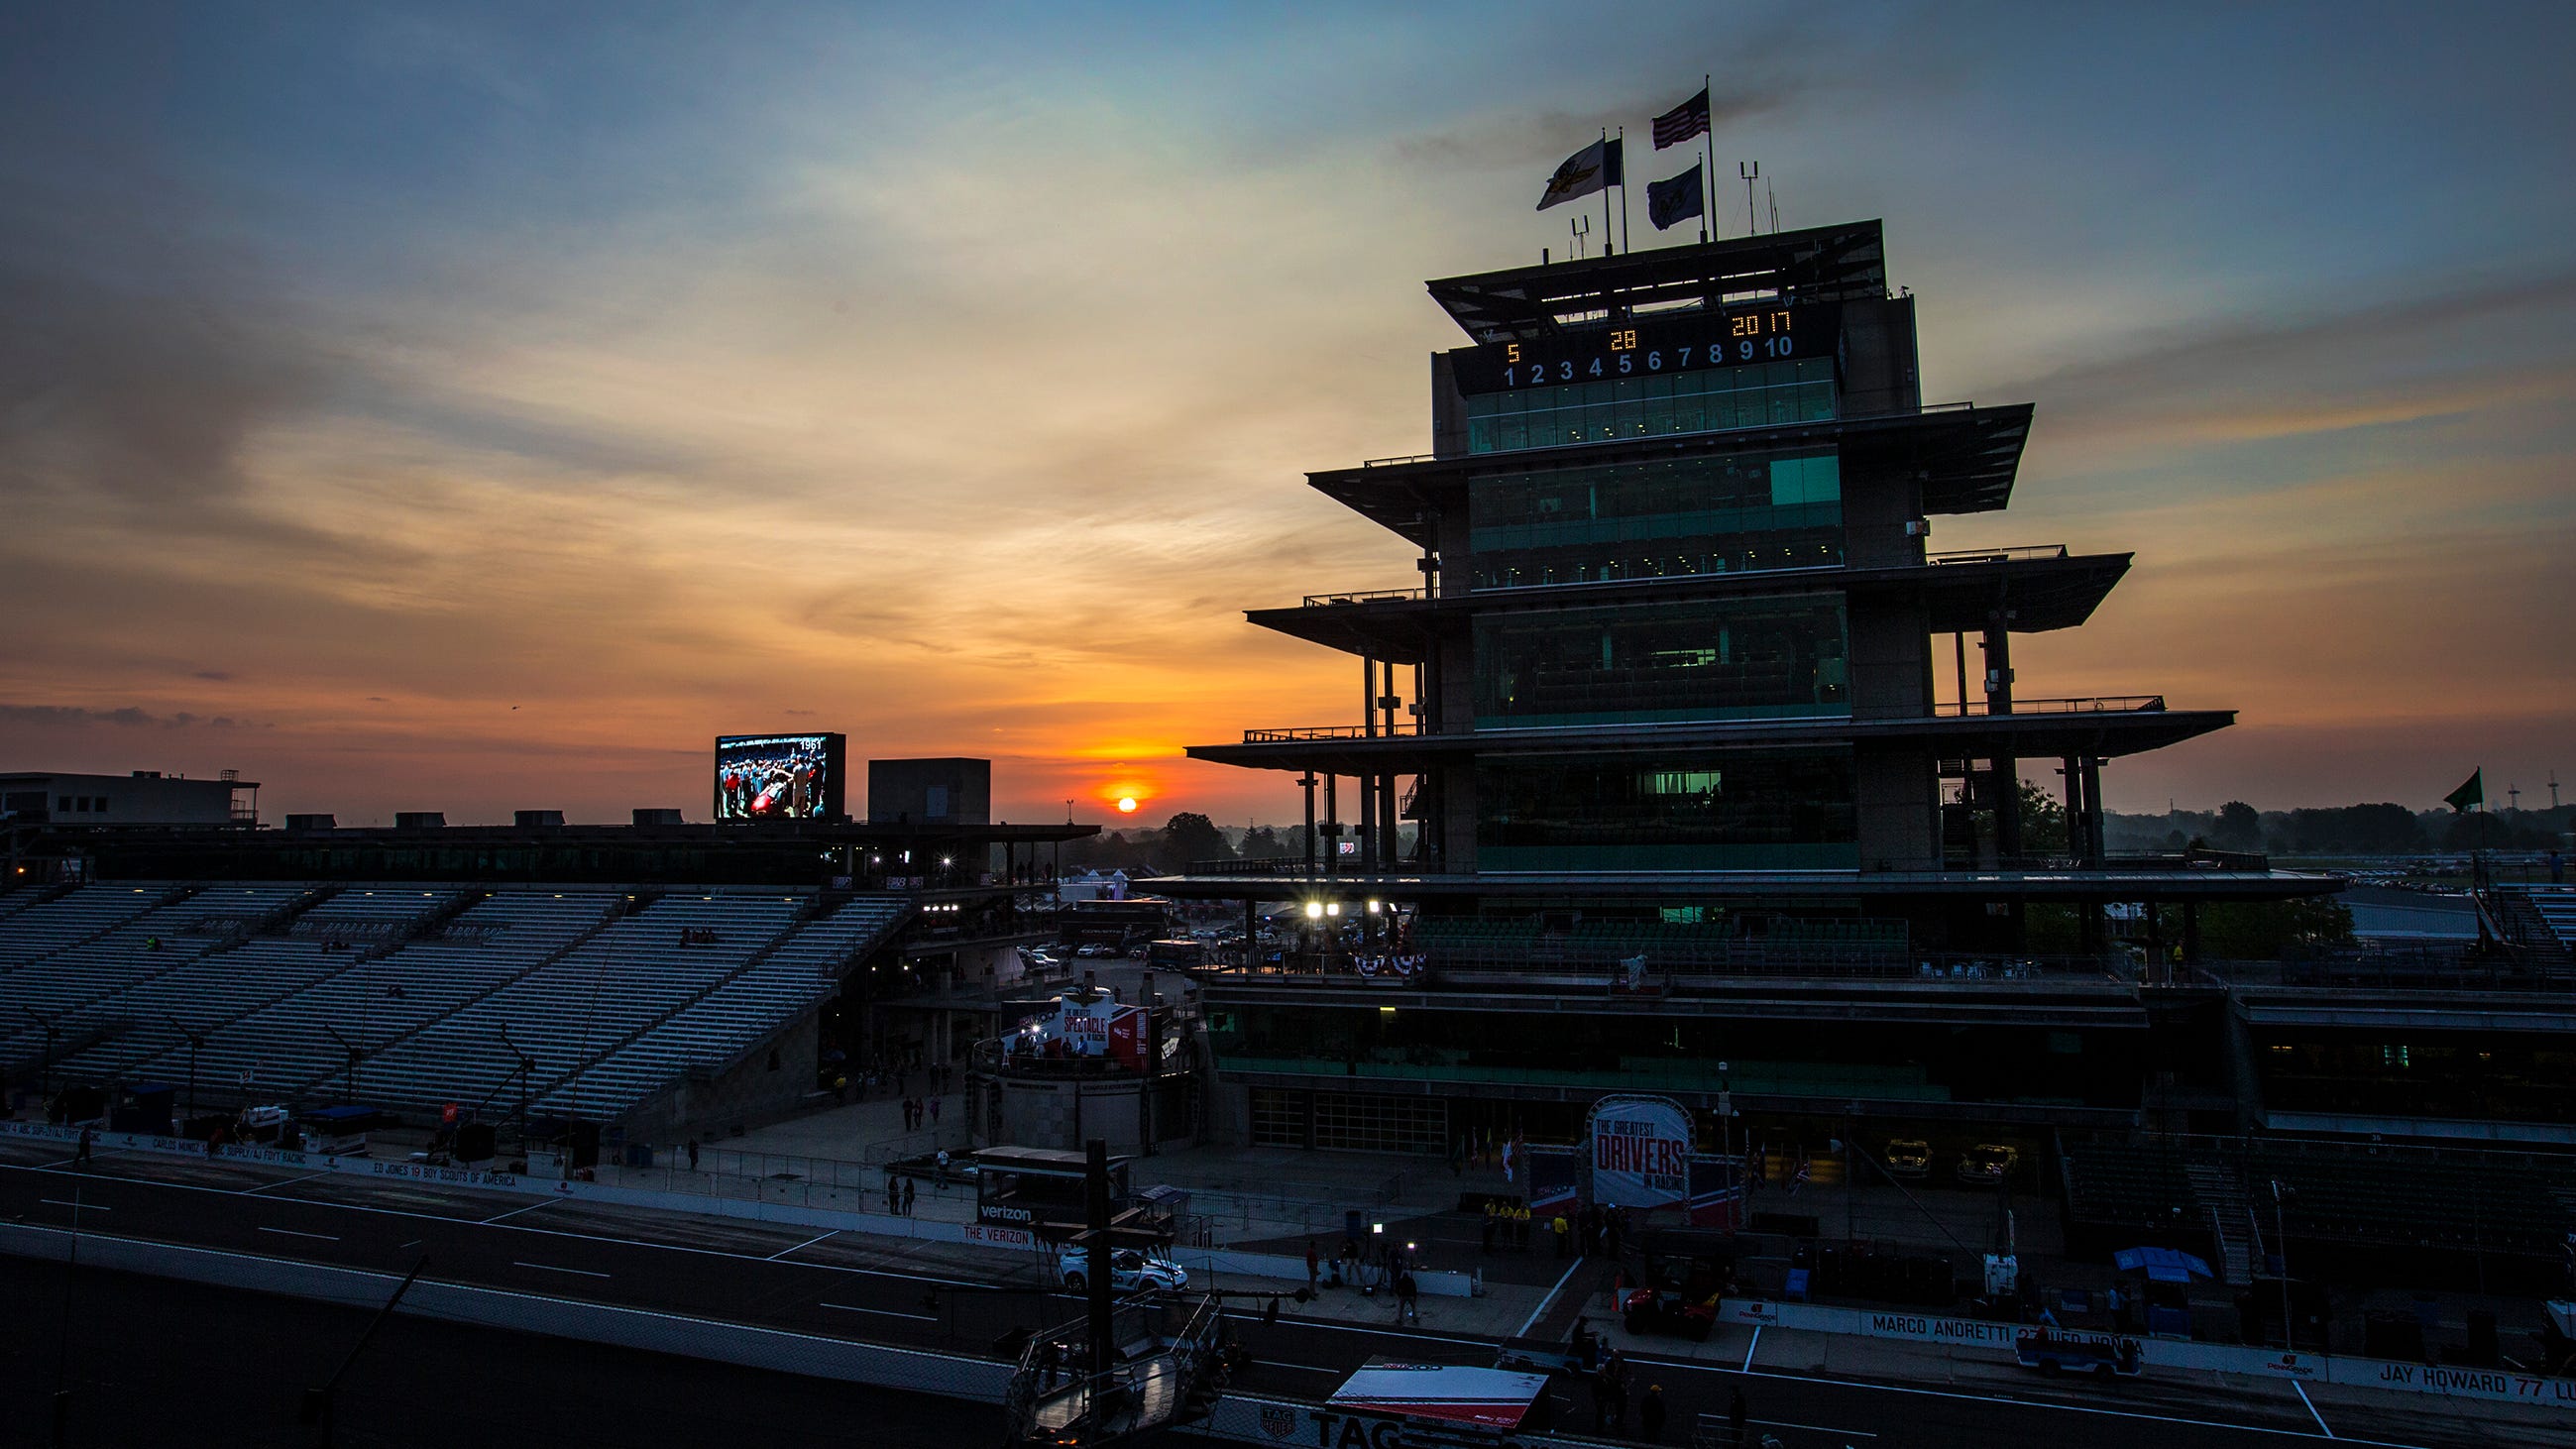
[1836,295,1921,418]
[986,1072,1197,1155]
[3,772,239,827]
[1854,744,1941,872]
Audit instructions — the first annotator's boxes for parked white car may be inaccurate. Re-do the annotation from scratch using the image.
[1058,1246,1188,1294]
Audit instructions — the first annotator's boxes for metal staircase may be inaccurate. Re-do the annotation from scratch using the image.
[2186,1160,2254,1284]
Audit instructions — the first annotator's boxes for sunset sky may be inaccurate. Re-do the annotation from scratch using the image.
[4,2,2571,828]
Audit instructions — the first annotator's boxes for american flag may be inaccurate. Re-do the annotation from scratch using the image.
[1653,85,1711,149]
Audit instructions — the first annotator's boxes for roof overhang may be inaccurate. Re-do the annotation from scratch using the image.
[1140,865,2341,903]
[1244,552,2131,663]
[1310,405,2035,548]
[1424,221,1890,342]
[1185,708,2234,774]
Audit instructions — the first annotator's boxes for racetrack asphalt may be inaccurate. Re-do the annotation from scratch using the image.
[1,1140,2554,1449]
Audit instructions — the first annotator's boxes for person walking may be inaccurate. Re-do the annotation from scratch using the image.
[1605,1350,1630,1429]
[1639,1384,1666,1442]
[1397,1267,1419,1325]
[929,1095,941,1126]
[685,1138,700,1170]
[1551,1212,1570,1260]
[1480,1202,1497,1255]
[901,1176,917,1216]
[1305,1240,1320,1292]
[74,1126,93,1168]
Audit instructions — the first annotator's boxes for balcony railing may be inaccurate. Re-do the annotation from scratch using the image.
[1283,540,2087,613]
[1301,586,1428,607]
[1236,697,2167,743]
[1926,695,2165,717]
[1240,722,1431,743]
[1927,543,2071,565]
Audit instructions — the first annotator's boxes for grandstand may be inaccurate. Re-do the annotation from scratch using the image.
[2493,883,2576,961]
[1407,913,1913,972]
[1,883,913,1139]
[2060,1136,2576,1277]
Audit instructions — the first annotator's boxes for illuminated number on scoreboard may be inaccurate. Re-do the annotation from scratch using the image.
[1470,306,1815,392]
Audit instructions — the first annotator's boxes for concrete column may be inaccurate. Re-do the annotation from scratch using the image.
[1299,773,1317,875]
[1982,620,2019,862]
[1323,774,1339,879]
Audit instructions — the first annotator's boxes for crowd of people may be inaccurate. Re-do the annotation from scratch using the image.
[1300,1236,1424,1324]
[1479,1196,1631,1260]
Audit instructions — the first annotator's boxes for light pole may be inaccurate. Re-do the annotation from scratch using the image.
[2270,1178,2295,1350]
[168,1020,202,1126]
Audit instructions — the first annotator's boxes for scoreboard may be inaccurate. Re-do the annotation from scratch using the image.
[1448,301,1838,395]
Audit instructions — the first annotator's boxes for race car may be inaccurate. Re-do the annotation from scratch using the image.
[1957,1143,2020,1186]
[1883,1139,1934,1180]
[1058,1246,1188,1295]
[1620,1284,1716,1340]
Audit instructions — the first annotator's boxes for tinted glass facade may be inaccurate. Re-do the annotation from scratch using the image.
[1470,450,1842,589]
[1476,748,1856,870]
[1474,595,1849,728]
[1463,357,1836,454]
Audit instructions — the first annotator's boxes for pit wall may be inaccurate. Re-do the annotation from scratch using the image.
[1717,1297,2576,1411]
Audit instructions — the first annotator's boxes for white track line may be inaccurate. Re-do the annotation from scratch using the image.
[768,1229,839,1261]
[513,1260,610,1279]
[239,1170,332,1194]
[821,1301,936,1321]
[2295,1380,2335,1438]
[1514,1258,1587,1338]
[482,1198,560,1224]
[40,1198,108,1210]
[259,1226,340,1242]
[1741,1324,1761,1371]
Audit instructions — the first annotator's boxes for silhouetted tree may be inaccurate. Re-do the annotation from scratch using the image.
[2211,801,2263,852]
[1159,812,1232,867]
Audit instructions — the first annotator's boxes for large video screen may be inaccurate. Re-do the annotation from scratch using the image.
[713,732,846,823]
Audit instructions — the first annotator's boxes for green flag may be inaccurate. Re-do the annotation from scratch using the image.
[2443,768,2483,813]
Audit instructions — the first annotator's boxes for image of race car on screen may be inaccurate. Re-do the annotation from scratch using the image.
[715,742,831,821]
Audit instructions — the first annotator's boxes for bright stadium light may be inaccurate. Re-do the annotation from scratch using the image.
[1326,902,1342,918]
[1366,899,1382,914]
[1304,901,1324,920]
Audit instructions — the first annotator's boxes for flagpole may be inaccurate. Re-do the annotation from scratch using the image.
[1600,129,1613,257]
[1701,73,1714,244]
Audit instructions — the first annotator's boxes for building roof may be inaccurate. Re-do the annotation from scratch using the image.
[1424,221,1890,343]
[1246,549,2130,664]
[1141,863,2341,904]
[1185,704,2232,774]
[1312,404,2033,548]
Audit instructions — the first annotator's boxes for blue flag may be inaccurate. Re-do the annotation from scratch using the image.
[1647,164,1703,231]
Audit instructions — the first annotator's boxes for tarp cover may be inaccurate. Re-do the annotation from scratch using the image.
[2114,1245,2213,1282]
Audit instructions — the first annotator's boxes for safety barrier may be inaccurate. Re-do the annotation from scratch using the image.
[1717,1298,2576,1411]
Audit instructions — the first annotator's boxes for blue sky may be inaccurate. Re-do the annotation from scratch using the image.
[3,1,2570,823]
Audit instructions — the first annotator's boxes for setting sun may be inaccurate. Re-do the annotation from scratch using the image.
[1117,797,1138,814]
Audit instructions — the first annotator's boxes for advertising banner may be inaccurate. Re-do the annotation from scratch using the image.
[1525,1147,1580,1219]
[1686,1154,1743,1229]
[1587,1095,1692,1210]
